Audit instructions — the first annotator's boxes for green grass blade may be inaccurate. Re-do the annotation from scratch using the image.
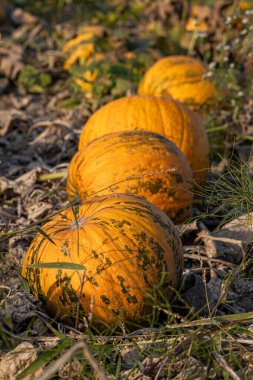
[16,338,72,380]
[25,262,86,270]
[216,311,253,322]
[35,226,56,246]
[115,355,121,380]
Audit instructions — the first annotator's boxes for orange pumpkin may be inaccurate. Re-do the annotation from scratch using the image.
[67,131,193,223]
[138,56,217,110]
[185,5,210,33]
[239,1,253,10]
[78,95,209,184]
[22,194,183,326]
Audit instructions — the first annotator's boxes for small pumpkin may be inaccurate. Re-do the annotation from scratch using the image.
[68,131,193,223]
[185,5,210,33]
[78,95,209,184]
[22,194,183,326]
[239,1,253,10]
[185,18,209,33]
[138,56,217,110]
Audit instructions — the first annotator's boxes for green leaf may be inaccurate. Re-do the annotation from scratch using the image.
[110,64,131,78]
[29,84,44,94]
[16,338,72,380]
[18,65,37,89]
[59,98,81,109]
[39,72,52,87]
[111,78,132,97]
[26,262,86,270]
[69,65,86,76]
[18,65,52,93]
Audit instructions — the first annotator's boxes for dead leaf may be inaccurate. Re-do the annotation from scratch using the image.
[58,359,84,379]
[0,111,14,137]
[9,94,32,110]
[0,342,42,380]
[11,7,38,26]
[120,346,141,366]
[212,213,253,263]
[0,290,39,323]
[26,201,52,221]
[197,222,218,258]
[0,109,29,136]
[172,355,204,380]
[0,176,14,193]
[243,352,253,378]
[176,220,198,236]
[0,44,23,80]
[13,168,41,196]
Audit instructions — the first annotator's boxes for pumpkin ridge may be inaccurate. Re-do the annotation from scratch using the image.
[154,97,168,138]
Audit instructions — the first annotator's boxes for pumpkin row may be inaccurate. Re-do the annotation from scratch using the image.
[68,93,209,224]
[67,55,216,223]
[22,54,216,327]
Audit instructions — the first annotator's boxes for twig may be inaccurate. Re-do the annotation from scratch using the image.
[225,338,253,345]
[128,327,159,336]
[184,252,237,268]
[37,341,108,380]
[154,357,168,380]
[81,342,108,380]
[212,352,241,380]
[203,236,243,245]
[206,124,228,133]
[189,266,218,272]
[166,311,253,329]
[143,357,165,377]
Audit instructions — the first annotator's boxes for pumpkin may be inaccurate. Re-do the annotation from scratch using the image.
[239,1,253,10]
[138,56,217,110]
[185,5,210,33]
[78,95,209,184]
[68,131,193,223]
[185,17,209,33]
[22,194,183,326]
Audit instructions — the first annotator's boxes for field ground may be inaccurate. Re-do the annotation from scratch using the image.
[0,1,253,379]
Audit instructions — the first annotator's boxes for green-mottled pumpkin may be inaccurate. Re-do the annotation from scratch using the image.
[138,56,217,110]
[78,95,209,185]
[68,131,193,223]
[22,194,183,326]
